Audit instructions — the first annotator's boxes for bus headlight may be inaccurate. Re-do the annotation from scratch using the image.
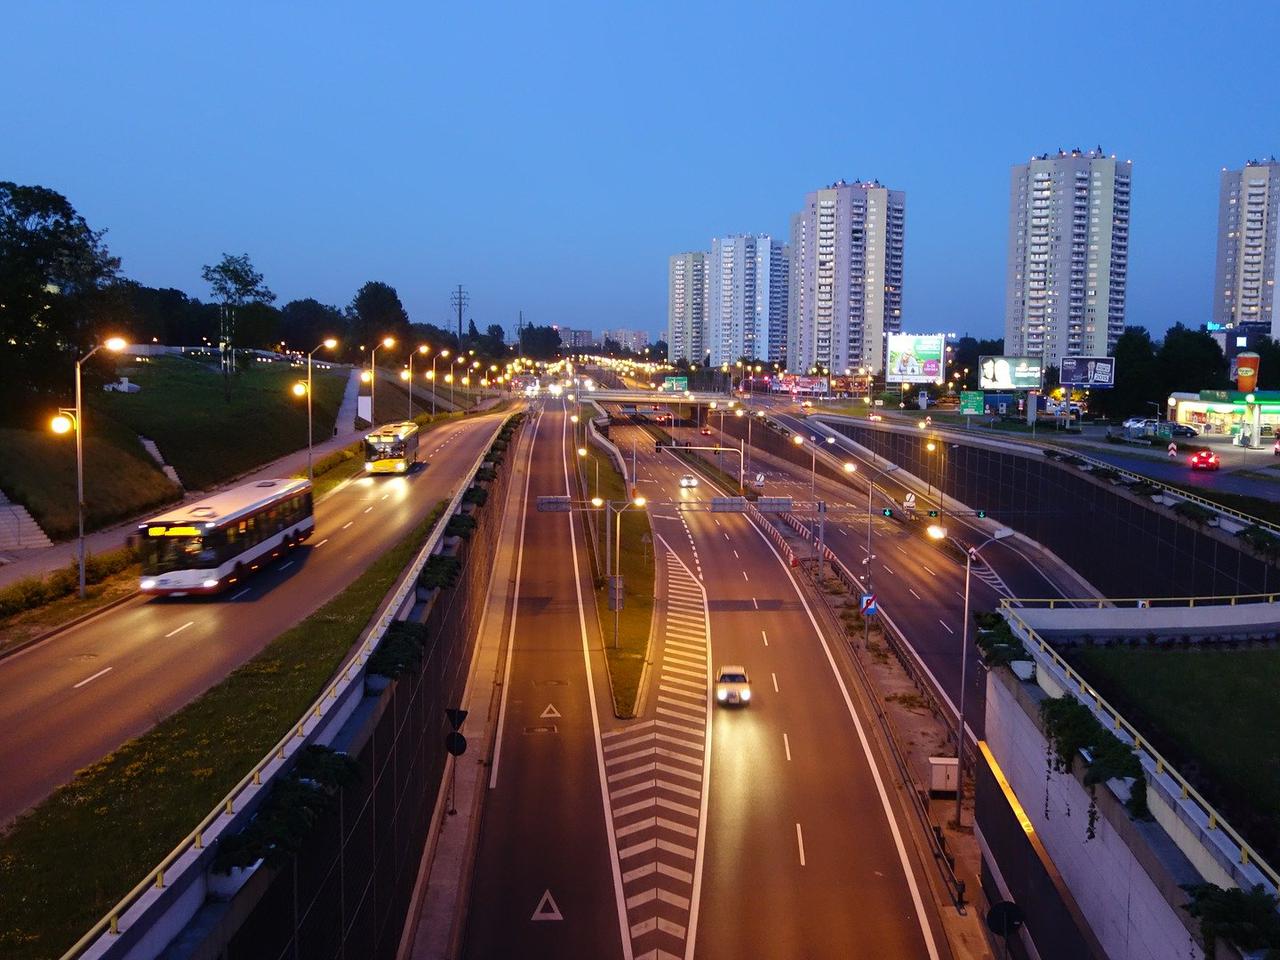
[364,462,374,472]
[396,462,406,472]
[202,579,219,589]
[141,579,157,590]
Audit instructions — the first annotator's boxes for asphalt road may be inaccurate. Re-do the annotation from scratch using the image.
[463,404,625,959]
[0,413,505,825]
[617,422,946,959]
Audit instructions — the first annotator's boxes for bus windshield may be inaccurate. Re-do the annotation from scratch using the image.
[365,438,407,460]
[140,531,218,574]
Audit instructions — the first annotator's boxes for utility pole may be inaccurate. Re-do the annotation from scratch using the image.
[451,285,469,349]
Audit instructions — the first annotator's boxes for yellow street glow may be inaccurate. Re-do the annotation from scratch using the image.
[292,381,307,396]
[843,462,856,473]
[323,338,338,349]
[104,336,128,352]
[382,336,395,348]
[50,414,74,434]
[400,370,410,381]
[792,435,804,445]
[926,524,947,540]
[633,496,646,507]
[360,370,372,383]
[591,497,604,508]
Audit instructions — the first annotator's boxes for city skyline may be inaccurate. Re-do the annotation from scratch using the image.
[2,3,1277,344]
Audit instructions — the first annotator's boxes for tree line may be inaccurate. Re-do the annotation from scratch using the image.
[0,181,567,423]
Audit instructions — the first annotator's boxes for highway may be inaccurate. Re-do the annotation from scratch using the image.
[0,413,506,825]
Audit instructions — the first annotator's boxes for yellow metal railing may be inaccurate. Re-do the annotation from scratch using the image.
[1001,592,1280,611]
[1002,606,1280,894]
[60,413,517,960]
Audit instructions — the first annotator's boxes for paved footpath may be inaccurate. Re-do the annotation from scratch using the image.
[0,370,364,588]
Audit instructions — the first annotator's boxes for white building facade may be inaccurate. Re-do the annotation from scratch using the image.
[705,234,789,366]
[1212,158,1280,336]
[1004,148,1131,364]
[787,180,904,375]
[667,251,708,363]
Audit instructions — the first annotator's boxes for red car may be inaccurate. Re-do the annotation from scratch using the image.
[1189,450,1220,471]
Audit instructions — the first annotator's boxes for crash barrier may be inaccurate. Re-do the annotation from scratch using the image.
[64,414,519,960]
[1003,606,1279,897]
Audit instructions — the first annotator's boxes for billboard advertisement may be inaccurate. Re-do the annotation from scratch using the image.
[829,375,868,395]
[772,374,829,395]
[886,334,945,384]
[1059,356,1116,389]
[979,356,1042,390]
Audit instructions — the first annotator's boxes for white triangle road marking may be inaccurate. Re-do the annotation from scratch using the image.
[531,888,563,921]
[540,703,561,719]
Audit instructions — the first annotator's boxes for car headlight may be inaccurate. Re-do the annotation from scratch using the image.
[716,688,728,701]
[202,579,219,589]
[741,688,752,701]
[141,579,156,590]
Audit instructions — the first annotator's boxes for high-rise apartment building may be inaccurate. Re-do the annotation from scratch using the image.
[1212,158,1280,336]
[667,252,708,363]
[601,328,649,353]
[1004,148,1131,364]
[787,180,904,374]
[705,235,789,365]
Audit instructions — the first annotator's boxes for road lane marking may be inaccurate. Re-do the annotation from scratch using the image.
[73,666,113,689]
[909,588,921,600]
[742,571,749,582]
[771,672,779,693]
[165,621,194,638]
[363,506,373,514]
[342,521,354,530]
[882,564,896,576]
[279,561,294,571]
[381,493,389,500]
[939,620,954,634]
[752,597,759,609]
[783,733,791,761]
[896,545,909,555]
[795,823,806,866]
[921,563,936,577]
[315,538,328,547]
[230,588,251,600]
[955,591,965,601]
[761,630,768,646]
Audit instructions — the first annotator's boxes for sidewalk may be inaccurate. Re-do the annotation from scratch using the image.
[0,370,364,589]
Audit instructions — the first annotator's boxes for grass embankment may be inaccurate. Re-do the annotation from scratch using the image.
[1160,483,1280,528]
[0,499,449,960]
[580,442,654,716]
[99,355,347,490]
[1066,645,1280,869]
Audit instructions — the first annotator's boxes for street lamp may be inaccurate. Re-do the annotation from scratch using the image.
[369,336,395,427]
[298,338,338,482]
[53,336,128,598]
[954,528,1014,827]
[402,345,429,419]
[427,348,449,416]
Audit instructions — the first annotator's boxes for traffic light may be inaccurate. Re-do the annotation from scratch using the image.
[881,508,893,518]
[976,510,987,519]
[927,509,939,518]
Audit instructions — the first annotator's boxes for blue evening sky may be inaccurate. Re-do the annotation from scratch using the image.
[3,1,1277,343]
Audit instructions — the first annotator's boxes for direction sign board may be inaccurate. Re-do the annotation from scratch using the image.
[710,497,748,512]
[536,495,572,512]
[755,497,794,513]
[960,390,983,416]
[659,376,688,393]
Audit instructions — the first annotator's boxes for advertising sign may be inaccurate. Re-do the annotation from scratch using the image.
[1059,356,1116,389]
[960,390,984,415]
[1234,352,1260,394]
[829,375,864,395]
[886,333,945,384]
[659,376,688,393]
[773,374,828,395]
[979,356,1042,391]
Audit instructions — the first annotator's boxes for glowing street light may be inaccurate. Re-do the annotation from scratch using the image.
[300,337,339,481]
[368,336,395,427]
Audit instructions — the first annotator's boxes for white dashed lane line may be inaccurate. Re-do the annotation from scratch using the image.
[315,538,328,547]
[73,666,113,690]
[231,588,251,600]
[165,621,194,638]
[771,672,779,693]
[921,564,937,577]
[908,588,921,600]
[342,521,354,530]
[761,630,768,646]
[783,733,791,761]
[939,620,954,634]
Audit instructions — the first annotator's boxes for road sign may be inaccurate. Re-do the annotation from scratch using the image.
[445,731,467,757]
[710,496,747,512]
[756,496,794,513]
[536,495,572,512]
[445,708,468,730]
[960,390,983,416]
[859,593,878,616]
[903,493,916,512]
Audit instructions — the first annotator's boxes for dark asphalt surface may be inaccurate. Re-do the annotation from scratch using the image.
[463,405,625,960]
[0,414,505,825]
[618,423,945,960]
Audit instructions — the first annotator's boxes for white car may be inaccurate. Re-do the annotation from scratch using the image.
[714,666,751,706]
[679,474,699,488]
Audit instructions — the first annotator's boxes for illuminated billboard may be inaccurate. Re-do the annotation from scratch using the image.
[1059,356,1116,389]
[886,334,945,384]
[979,356,1042,391]
[772,374,829,395]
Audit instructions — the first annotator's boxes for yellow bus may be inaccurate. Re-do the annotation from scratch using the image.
[364,421,421,474]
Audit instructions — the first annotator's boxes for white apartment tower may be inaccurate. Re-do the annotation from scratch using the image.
[788,180,905,375]
[667,252,708,363]
[1004,148,1131,364]
[1212,158,1280,335]
[706,235,789,365]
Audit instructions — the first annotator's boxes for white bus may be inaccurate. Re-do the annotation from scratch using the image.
[364,421,421,474]
[137,478,315,596]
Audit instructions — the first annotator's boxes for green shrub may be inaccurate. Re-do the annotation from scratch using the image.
[463,486,488,506]
[1238,525,1280,559]
[419,554,461,590]
[445,515,477,540]
[0,545,138,618]
[366,621,429,678]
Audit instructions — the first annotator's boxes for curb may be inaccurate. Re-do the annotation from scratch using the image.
[0,590,142,662]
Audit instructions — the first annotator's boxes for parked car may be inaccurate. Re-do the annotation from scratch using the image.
[1122,416,1147,429]
[1168,424,1199,438]
[1189,449,1220,471]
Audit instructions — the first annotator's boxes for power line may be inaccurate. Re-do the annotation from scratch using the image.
[451,285,469,346]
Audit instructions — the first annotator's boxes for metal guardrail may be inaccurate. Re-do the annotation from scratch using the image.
[63,413,516,960]
[1002,606,1280,895]
[1003,592,1280,610]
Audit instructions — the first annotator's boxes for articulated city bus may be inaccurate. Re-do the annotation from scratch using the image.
[137,478,314,595]
[364,421,421,474]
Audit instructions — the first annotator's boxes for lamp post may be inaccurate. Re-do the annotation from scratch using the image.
[402,345,428,419]
[51,336,128,598]
[603,495,647,649]
[302,338,338,481]
[369,336,395,427]
[429,349,449,416]
[952,528,1013,827]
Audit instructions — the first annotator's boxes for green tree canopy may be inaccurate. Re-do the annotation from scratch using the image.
[347,281,410,359]
[201,253,275,307]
